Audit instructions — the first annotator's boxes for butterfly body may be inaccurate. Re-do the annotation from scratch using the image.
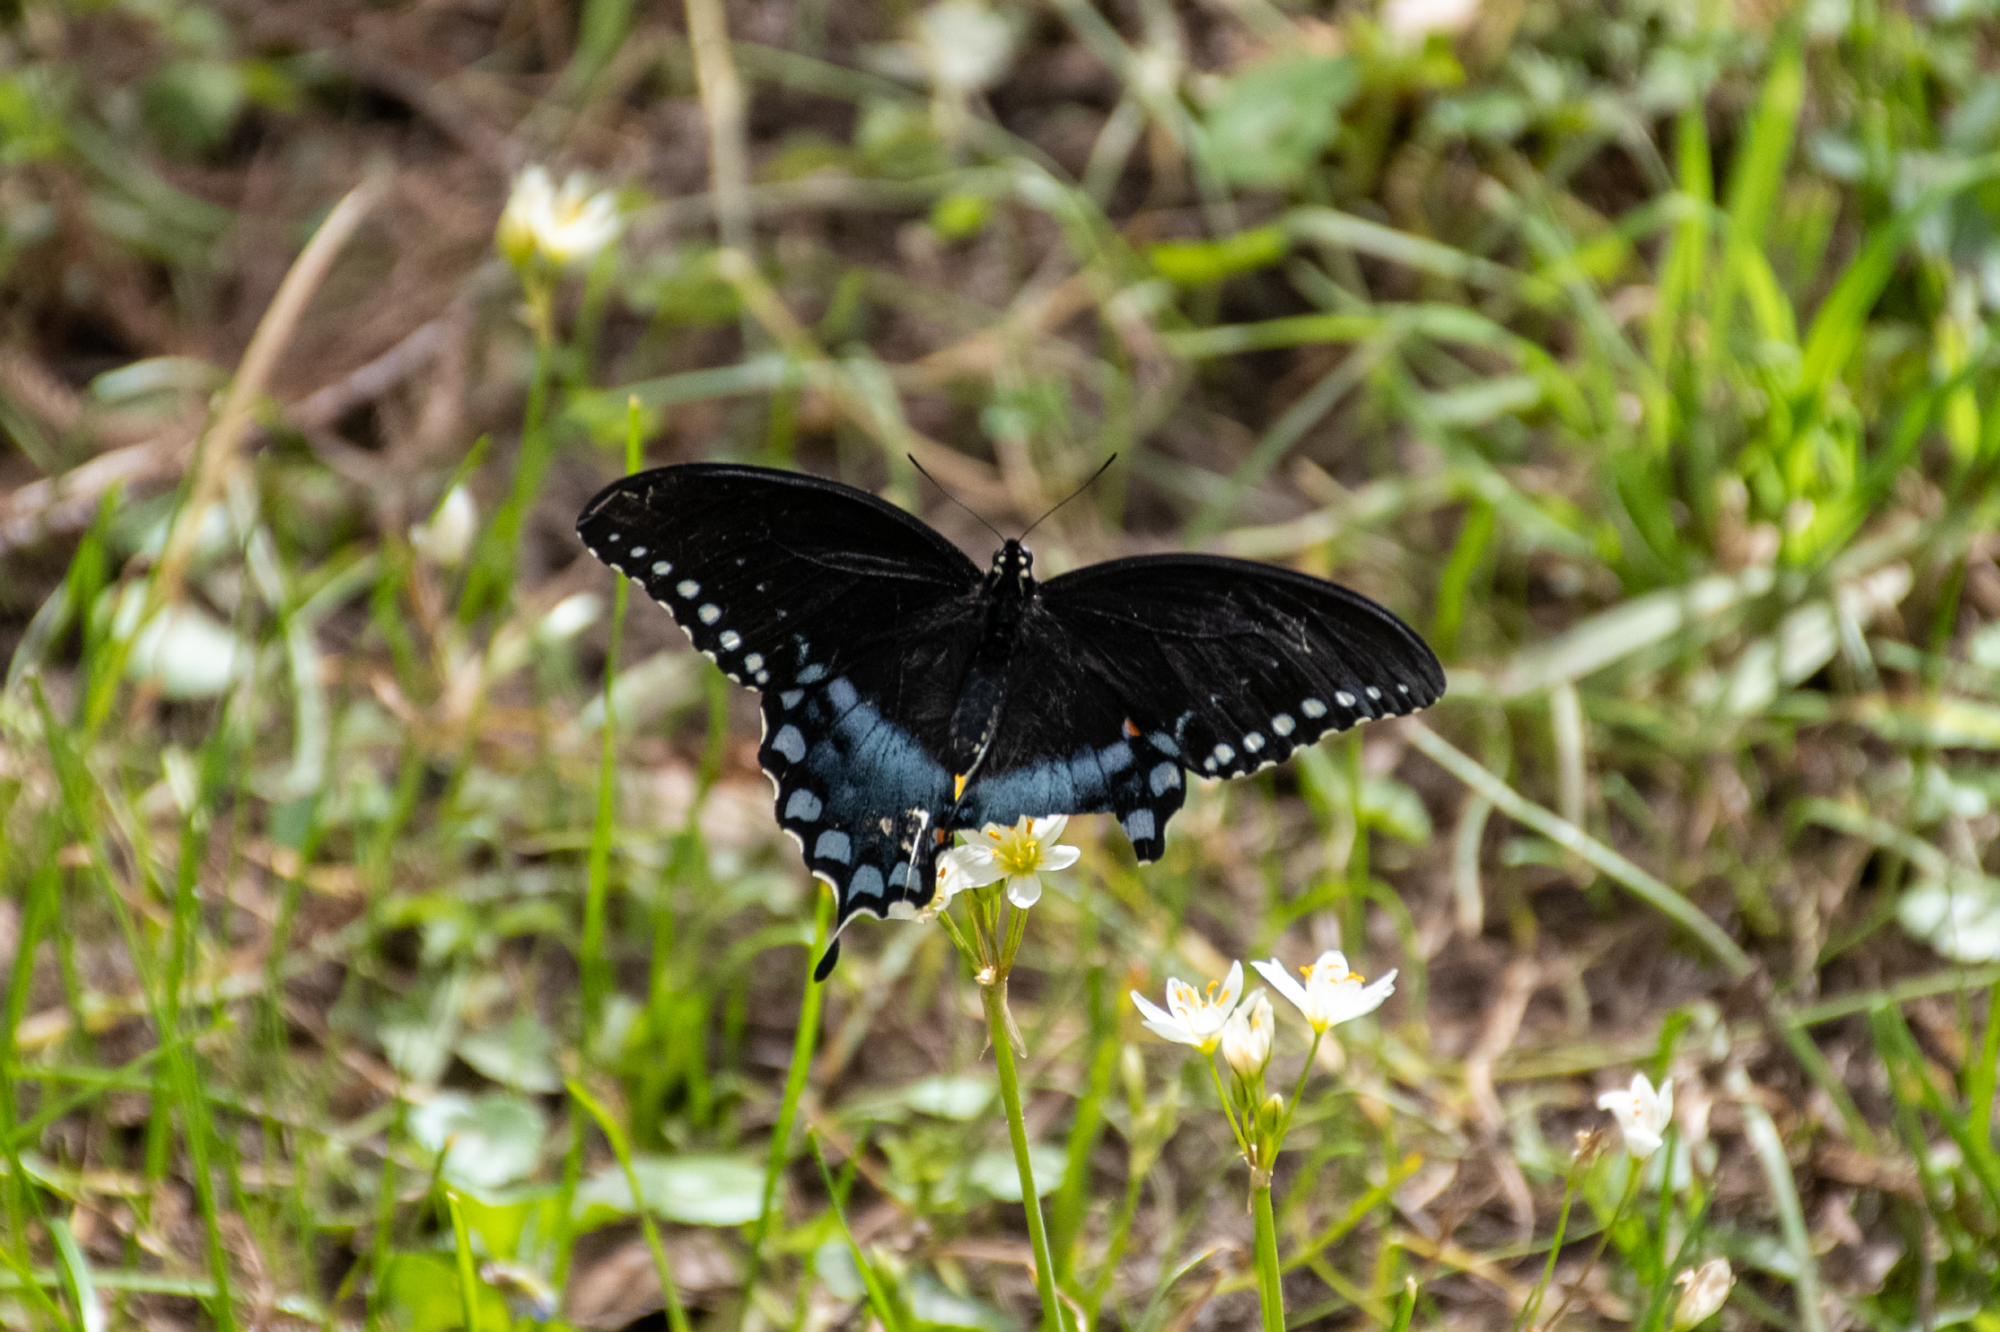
[578,463,1444,970]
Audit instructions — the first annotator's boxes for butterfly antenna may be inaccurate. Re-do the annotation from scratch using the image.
[907,454,1005,543]
[1020,454,1118,540]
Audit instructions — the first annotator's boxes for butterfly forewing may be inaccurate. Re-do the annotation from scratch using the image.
[1016,554,1445,851]
[578,465,985,926]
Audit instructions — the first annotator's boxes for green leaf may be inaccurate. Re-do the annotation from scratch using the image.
[902,1075,995,1120]
[573,1154,764,1227]
[456,1015,562,1094]
[931,192,994,241]
[379,1253,514,1332]
[407,1092,548,1192]
[1201,53,1356,190]
[142,59,245,155]
[1148,226,1291,286]
[1360,776,1432,844]
[905,1273,1019,1332]
[966,1145,1065,1202]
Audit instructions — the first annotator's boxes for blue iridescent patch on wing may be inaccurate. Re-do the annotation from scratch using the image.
[963,735,1183,863]
[759,675,952,928]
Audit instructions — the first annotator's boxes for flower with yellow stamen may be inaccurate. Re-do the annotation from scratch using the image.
[1131,961,1245,1053]
[1251,950,1396,1034]
[497,165,622,271]
[936,814,1080,909]
[1597,1071,1673,1160]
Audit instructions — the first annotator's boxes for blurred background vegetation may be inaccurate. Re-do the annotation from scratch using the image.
[6,0,2000,1327]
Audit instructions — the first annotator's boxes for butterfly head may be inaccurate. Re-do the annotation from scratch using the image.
[989,539,1035,591]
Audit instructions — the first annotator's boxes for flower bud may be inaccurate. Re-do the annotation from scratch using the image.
[1220,991,1274,1079]
[411,485,477,567]
[1671,1258,1733,1329]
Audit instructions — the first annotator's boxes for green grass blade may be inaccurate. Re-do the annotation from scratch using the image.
[567,1079,692,1332]
[808,1132,911,1332]
[1408,724,1754,977]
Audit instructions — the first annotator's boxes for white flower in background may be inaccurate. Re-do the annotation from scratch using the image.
[1131,961,1244,1053]
[912,0,1015,93]
[497,165,622,270]
[940,815,1080,909]
[410,484,477,567]
[1598,1072,1674,1160]
[1671,1258,1734,1330]
[1899,877,2000,963]
[537,592,601,643]
[1220,990,1275,1079]
[1252,951,1397,1033]
[1381,0,1481,44]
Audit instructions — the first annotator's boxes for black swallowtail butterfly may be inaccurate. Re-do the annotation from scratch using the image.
[578,463,1444,977]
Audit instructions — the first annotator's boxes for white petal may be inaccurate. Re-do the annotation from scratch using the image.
[1141,1017,1203,1047]
[1217,961,1245,1009]
[1030,814,1069,842]
[1624,1125,1664,1159]
[1251,959,1313,1020]
[1352,970,1397,1016]
[1131,991,1175,1026]
[942,845,1005,887]
[1041,844,1081,872]
[1006,873,1043,909]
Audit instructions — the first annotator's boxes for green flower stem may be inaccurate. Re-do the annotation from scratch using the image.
[1539,1157,1643,1331]
[1512,1165,1583,1332]
[740,883,833,1322]
[1276,1030,1325,1142]
[1251,1182,1285,1332]
[982,979,1068,1332]
[460,294,555,625]
[581,399,642,1040]
[1205,1057,1251,1157]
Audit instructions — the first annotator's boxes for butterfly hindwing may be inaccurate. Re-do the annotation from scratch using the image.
[761,666,953,928]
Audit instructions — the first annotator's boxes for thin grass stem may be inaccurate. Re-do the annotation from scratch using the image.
[740,883,833,1320]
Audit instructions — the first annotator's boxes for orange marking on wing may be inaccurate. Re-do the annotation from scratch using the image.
[1122,718,1140,737]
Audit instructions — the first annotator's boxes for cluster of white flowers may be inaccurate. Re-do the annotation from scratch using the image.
[496,165,622,271]
[1133,948,1399,1069]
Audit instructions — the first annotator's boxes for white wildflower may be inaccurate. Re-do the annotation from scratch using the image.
[1251,951,1397,1033]
[537,592,601,643]
[942,815,1080,909]
[1671,1258,1734,1330]
[1381,0,1480,44]
[1597,1072,1674,1160]
[497,165,621,270]
[1220,990,1275,1079]
[410,484,477,567]
[912,0,1014,94]
[1131,961,1244,1053]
